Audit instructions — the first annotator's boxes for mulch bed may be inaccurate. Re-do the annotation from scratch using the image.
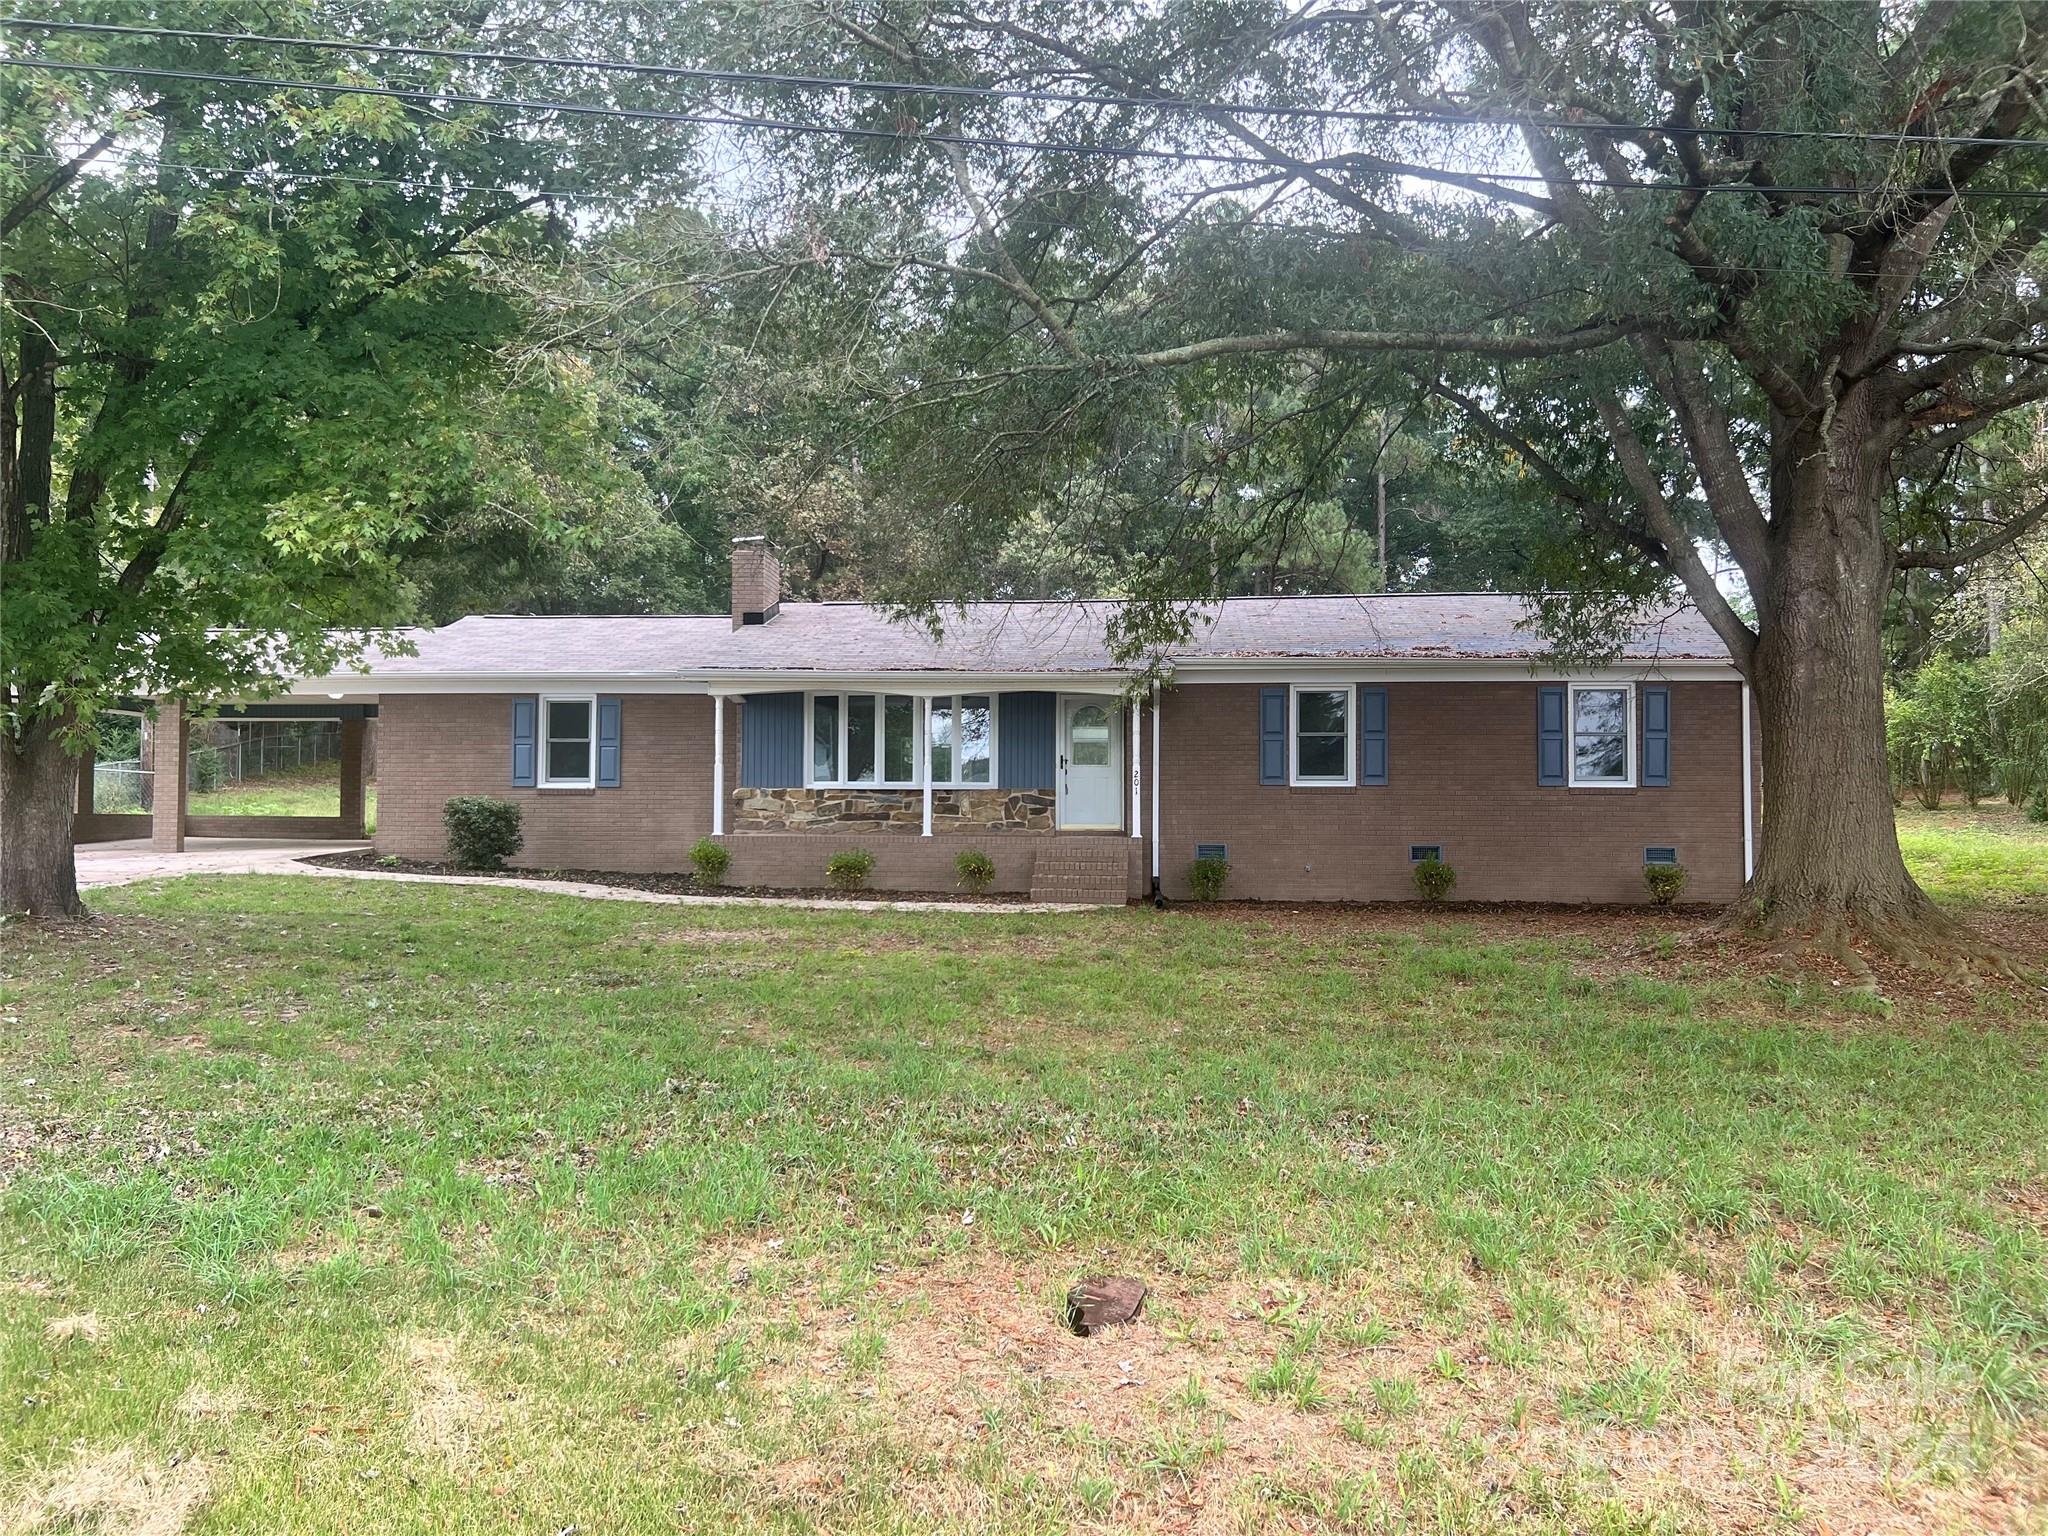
[296,851,1042,904]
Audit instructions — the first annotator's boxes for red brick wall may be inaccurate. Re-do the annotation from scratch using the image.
[1156,680,1748,904]
[375,682,1749,904]
[375,693,728,872]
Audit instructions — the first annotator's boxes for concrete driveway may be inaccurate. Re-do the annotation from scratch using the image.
[74,838,369,890]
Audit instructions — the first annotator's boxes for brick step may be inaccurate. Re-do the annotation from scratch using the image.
[1030,888,1129,906]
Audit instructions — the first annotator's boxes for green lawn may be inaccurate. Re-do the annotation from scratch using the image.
[186,762,376,833]
[1897,799,2048,906]
[3,879,2044,1534]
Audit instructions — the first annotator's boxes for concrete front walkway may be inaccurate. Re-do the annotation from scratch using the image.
[73,838,1102,913]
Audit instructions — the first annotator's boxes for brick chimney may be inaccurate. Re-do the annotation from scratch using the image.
[729,535,782,628]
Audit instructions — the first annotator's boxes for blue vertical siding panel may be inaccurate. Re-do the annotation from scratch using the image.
[596,697,623,787]
[1359,686,1388,785]
[1537,685,1567,785]
[997,691,1056,788]
[1258,687,1288,784]
[511,696,537,787]
[1641,686,1670,786]
[740,692,805,787]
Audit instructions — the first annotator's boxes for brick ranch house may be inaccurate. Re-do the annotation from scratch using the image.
[95,538,1760,905]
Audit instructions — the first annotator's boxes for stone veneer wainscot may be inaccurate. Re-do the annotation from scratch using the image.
[732,786,1055,833]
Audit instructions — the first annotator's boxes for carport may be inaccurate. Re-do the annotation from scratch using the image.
[74,697,377,853]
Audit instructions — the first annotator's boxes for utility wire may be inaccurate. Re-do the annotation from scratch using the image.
[13,55,2048,200]
[10,14,2048,151]
[11,147,1967,275]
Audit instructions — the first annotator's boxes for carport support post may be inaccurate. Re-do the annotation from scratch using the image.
[150,699,187,852]
[338,717,367,838]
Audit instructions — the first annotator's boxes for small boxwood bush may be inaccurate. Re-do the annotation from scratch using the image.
[443,796,523,871]
[954,848,996,893]
[689,837,731,886]
[1412,855,1456,902]
[826,847,877,891]
[1644,861,1689,905]
[1186,854,1230,901]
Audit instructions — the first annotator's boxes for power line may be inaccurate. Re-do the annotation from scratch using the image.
[10,147,1954,274]
[5,148,657,206]
[11,14,2048,152]
[13,55,2048,201]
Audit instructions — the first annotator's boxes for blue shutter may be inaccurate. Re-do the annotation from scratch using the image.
[511,696,537,787]
[1258,687,1287,784]
[1537,686,1567,786]
[740,692,805,788]
[1359,686,1388,785]
[1641,686,1670,787]
[596,697,623,788]
[996,691,1057,787]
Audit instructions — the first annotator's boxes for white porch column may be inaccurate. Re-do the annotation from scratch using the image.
[1150,684,1162,885]
[1130,696,1142,838]
[921,695,934,837]
[711,694,726,837]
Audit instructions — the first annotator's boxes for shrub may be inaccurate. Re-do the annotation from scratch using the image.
[689,837,731,886]
[954,848,996,893]
[1643,862,1689,905]
[1412,856,1456,902]
[1186,855,1230,901]
[442,796,523,871]
[826,847,876,891]
[2029,787,2048,824]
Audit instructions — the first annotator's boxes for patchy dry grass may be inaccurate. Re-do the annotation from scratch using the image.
[1,874,2044,1533]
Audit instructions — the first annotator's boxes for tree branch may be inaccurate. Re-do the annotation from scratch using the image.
[1,127,121,240]
[1895,489,2048,568]
[1118,324,1629,370]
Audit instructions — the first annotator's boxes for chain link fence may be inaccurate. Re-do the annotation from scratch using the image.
[93,719,344,813]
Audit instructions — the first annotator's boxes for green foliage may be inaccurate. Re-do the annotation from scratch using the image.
[1888,658,1996,808]
[1413,857,1456,903]
[442,796,523,871]
[1643,863,1689,906]
[826,847,876,891]
[953,848,996,893]
[2,0,694,757]
[689,837,731,886]
[1186,855,1230,901]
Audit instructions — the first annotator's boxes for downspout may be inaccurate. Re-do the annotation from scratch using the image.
[1740,681,1754,884]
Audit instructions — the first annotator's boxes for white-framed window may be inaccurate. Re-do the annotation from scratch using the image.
[809,692,920,787]
[928,693,996,786]
[1290,684,1355,786]
[1568,683,1634,787]
[539,694,597,788]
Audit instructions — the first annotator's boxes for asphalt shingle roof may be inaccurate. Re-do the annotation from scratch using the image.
[359,594,1733,678]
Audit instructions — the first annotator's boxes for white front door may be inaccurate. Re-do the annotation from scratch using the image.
[1058,696,1122,829]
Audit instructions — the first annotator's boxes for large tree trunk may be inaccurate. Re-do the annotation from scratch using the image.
[0,715,84,919]
[1742,403,1952,956]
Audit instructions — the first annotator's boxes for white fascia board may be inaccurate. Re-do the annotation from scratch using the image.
[1169,658,1742,684]
[693,671,1137,694]
[284,673,715,696]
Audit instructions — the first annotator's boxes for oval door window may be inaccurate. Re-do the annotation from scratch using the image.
[1069,704,1112,766]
